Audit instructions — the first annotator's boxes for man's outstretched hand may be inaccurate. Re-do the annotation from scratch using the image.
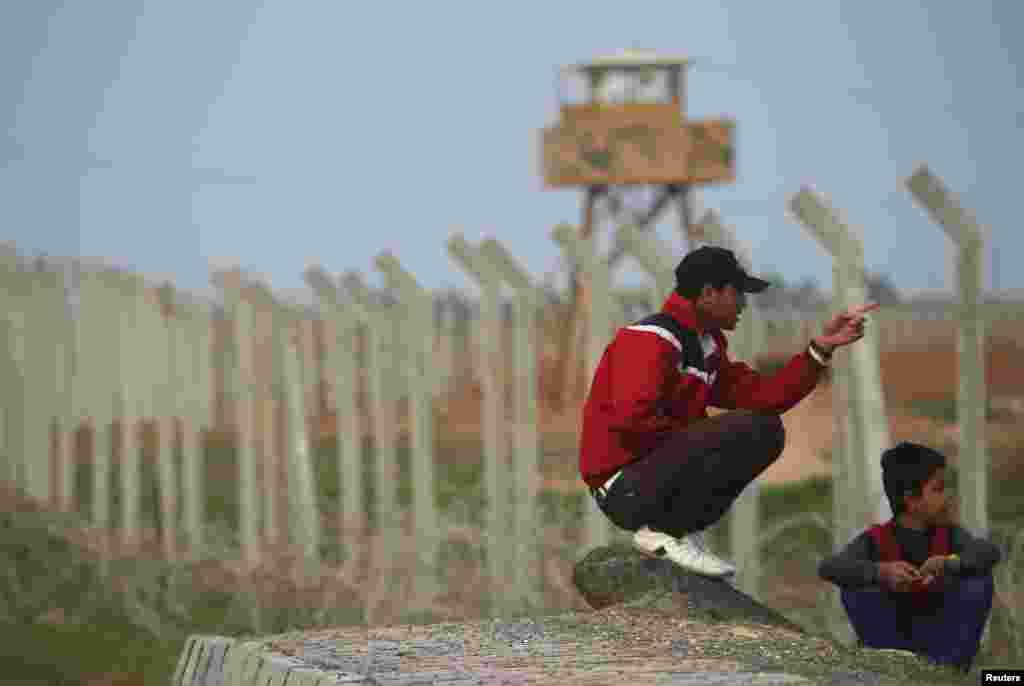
[815,303,880,353]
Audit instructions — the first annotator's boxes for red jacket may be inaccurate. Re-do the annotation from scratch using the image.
[579,292,825,488]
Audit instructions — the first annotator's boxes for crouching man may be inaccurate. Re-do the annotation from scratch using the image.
[819,441,1002,672]
[579,245,876,577]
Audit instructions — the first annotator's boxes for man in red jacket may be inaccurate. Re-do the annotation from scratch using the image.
[580,245,878,577]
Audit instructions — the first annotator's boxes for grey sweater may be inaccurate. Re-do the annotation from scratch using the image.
[818,522,1002,589]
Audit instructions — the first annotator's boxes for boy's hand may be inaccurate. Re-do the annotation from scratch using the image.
[878,560,923,592]
[919,555,947,579]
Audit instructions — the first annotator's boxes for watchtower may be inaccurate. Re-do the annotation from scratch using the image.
[540,49,737,404]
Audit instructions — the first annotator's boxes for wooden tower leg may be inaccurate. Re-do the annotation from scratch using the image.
[560,186,602,409]
[674,184,701,251]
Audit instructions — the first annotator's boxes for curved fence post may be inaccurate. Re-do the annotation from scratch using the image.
[280,298,323,580]
[247,278,323,577]
[24,258,74,515]
[0,247,24,492]
[3,253,48,504]
[375,251,441,613]
[109,269,148,552]
[614,223,676,303]
[246,286,282,549]
[304,266,365,551]
[446,232,511,616]
[210,269,262,573]
[480,237,545,611]
[342,268,402,616]
[54,259,78,516]
[905,165,989,538]
[153,282,181,563]
[176,292,212,557]
[790,190,892,531]
[788,194,864,548]
[76,266,116,565]
[551,223,619,552]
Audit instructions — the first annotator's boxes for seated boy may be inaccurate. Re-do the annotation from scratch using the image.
[818,441,1002,672]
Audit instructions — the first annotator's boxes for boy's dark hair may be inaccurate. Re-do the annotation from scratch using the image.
[881,442,947,516]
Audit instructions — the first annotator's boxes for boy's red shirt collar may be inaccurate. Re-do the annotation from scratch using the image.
[662,291,711,337]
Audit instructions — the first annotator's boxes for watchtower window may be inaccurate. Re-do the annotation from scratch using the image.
[559,69,674,108]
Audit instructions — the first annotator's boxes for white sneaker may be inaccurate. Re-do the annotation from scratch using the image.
[633,526,736,578]
[685,531,738,576]
[633,526,676,557]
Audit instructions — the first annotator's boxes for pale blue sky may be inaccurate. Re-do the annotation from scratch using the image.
[1,1,1020,302]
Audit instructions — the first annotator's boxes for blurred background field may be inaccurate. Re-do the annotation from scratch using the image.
[2,297,1022,685]
[3,3,1022,683]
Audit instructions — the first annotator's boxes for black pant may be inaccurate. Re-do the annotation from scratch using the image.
[593,409,786,538]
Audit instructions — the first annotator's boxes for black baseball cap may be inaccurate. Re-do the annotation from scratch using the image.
[675,246,771,294]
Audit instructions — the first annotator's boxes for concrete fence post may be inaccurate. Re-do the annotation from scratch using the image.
[299,314,320,446]
[435,297,456,399]
[614,223,676,304]
[0,247,23,492]
[243,282,286,550]
[480,237,545,610]
[304,266,365,545]
[20,258,74,515]
[77,267,117,563]
[551,223,620,552]
[23,262,53,507]
[0,296,16,490]
[245,277,323,574]
[446,232,512,615]
[154,282,182,563]
[374,251,442,612]
[2,253,43,503]
[342,269,402,584]
[790,190,892,531]
[54,260,78,516]
[176,293,212,557]
[280,299,323,579]
[109,269,148,552]
[905,165,989,538]
[210,269,263,573]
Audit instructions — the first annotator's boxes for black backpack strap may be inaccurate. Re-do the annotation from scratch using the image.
[626,312,705,373]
